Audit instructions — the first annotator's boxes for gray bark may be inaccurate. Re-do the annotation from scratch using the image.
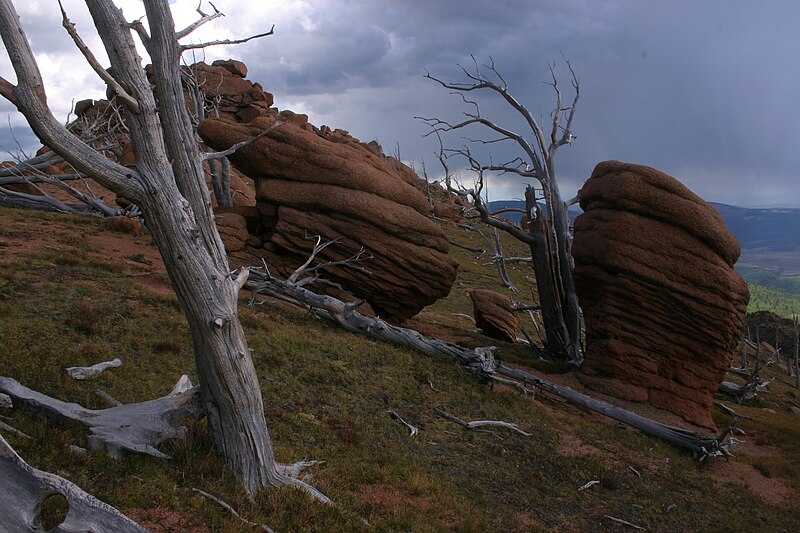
[420,61,583,363]
[0,434,146,532]
[0,376,204,459]
[0,0,292,497]
[65,358,123,380]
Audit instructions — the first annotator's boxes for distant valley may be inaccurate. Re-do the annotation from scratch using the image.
[489,200,800,275]
[489,200,800,315]
[709,203,800,276]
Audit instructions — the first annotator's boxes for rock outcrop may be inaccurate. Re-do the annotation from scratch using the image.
[200,115,458,321]
[196,74,459,321]
[470,289,517,342]
[18,59,459,321]
[572,161,749,430]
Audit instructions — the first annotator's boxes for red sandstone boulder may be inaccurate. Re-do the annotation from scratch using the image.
[199,116,458,321]
[470,289,517,342]
[573,161,749,430]
[214,211,249,253]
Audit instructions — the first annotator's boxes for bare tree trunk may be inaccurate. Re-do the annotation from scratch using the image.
[545,177,582,361]
[209,157,233,207]
[420,59,582,363]
[0,0,317,498]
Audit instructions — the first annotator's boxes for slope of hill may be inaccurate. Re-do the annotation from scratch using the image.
[0,206,799,531]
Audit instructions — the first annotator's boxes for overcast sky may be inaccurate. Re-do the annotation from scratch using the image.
[1,0,798,207]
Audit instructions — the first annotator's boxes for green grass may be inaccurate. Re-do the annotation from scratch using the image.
[747,284,800,317]
[1,206,799,531]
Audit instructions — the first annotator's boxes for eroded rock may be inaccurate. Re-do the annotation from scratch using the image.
[572,161,749,430]
[470,289,517,342]
[200,116,458,321]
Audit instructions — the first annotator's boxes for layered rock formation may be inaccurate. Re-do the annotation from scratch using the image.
[185,61,458,321]
[470,289,517,342]
[13,59,458,321]
[200,115,458,321]
[572,161,749,430]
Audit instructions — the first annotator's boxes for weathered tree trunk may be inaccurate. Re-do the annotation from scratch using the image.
[248,273,728,458]
[420,60,583,364]
[0,0,308,498]
[525,186,580,361]
[544,173,582,361]
[0,434,147,532]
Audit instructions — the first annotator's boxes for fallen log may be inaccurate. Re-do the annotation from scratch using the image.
[0,433,146,532]
[0,376,203,459]
[245,271,731,459]
[66,358,123,380]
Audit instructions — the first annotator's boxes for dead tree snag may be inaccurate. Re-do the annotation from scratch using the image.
[419,58,582,363]
[0,0,325,499]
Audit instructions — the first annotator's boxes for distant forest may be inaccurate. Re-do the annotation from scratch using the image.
[740,267,800,317]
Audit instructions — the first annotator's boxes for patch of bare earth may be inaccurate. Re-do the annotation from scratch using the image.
[706,458,798,508]
[557,433,602,457]
[354,484,461,530]
[355,483,434,513]
[125,508,211,533]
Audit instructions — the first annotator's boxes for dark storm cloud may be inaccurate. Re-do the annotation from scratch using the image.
[1,0,797,207]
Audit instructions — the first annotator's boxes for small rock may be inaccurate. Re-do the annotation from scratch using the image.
[470,289,517,342]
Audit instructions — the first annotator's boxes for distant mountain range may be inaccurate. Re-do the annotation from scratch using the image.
[488,200,800,275]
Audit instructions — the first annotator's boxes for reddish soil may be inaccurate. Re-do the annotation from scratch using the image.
[125,508,211,533]
[706,458,797,508]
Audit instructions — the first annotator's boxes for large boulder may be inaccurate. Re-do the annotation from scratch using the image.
[572,161,749,430]
[199,116,458,321]
[470,289,517,342]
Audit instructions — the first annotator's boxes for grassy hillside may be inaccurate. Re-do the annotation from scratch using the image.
[747,284,800,318]
[0,206,799,531]
[738,267,800,317]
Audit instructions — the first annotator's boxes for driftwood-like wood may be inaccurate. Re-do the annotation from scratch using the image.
[66,358,123,380]
[0,392,11,409]
[0,0,299,497]
[248,273,729,459]
[0,376,203,459]
[0,419,31,439]
[434,407,531,436]
[419,59,583,363]
[0,433,146,532]
[494,364,726,459]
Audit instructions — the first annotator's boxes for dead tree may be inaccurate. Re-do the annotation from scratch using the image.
[419,58,582,363]
[0,0,324,500]
[0,433,146,531]
[795,314,799,388]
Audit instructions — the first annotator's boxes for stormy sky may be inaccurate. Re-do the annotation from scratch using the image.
[1,0,798,207]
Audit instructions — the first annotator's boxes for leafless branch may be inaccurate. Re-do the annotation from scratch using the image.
[0,419,31,440]
[176,2,224,40]
[434,407,531,436]
[192,488,275,533]
[180,25,275,51]
[58,1,140,112]
[128,18,151,51]
[204,121,283,160]
[388,408,419,436]
[604,515,646,530]
[0,1,144,202]
[0,75,15,104]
